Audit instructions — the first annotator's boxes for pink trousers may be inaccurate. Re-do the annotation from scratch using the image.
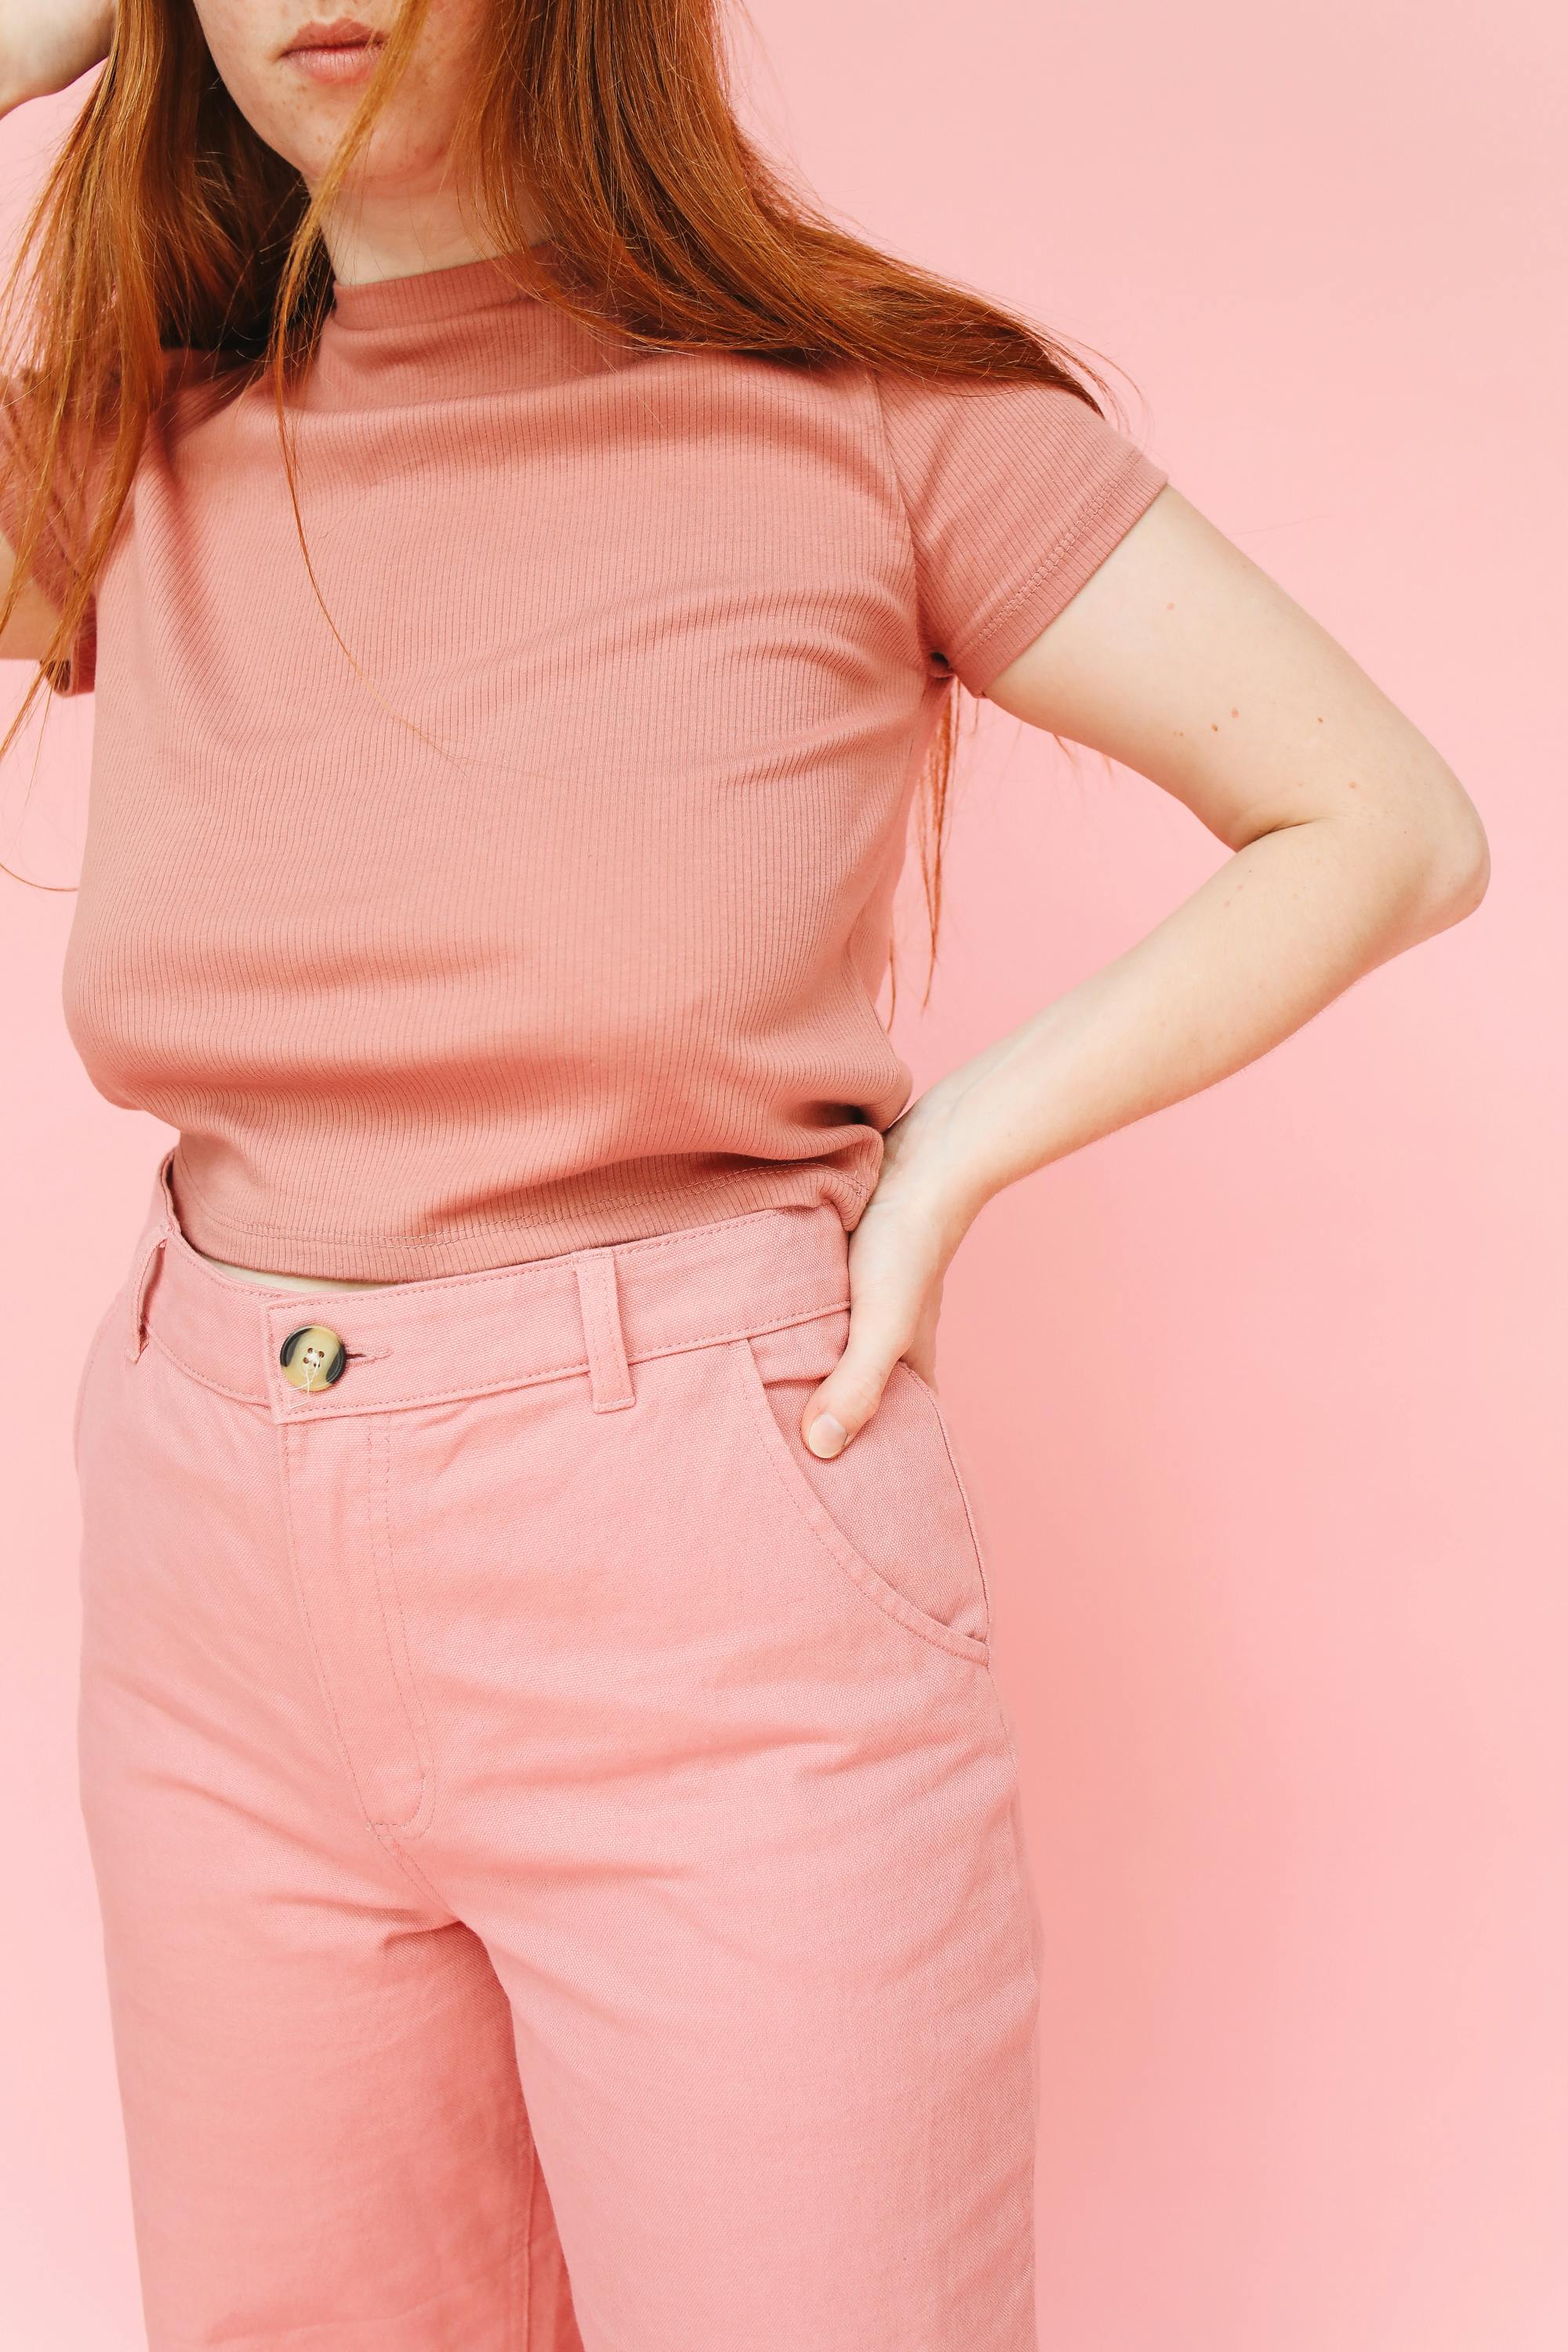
[73,1149,1042,2350]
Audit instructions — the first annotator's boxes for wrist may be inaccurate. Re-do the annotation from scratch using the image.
[875,1082,1004,1246]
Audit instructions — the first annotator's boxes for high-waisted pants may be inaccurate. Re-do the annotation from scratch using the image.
[70,1148,1042,2350]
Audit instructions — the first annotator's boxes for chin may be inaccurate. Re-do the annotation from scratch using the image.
[260,100,450,199]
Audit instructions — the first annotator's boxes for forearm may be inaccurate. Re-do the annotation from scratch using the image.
[0,4,114,118]
[887,797,1487,1226]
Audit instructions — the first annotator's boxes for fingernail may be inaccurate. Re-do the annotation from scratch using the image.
[806,1412,848,1459]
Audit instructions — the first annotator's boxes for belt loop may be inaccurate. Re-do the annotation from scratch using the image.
[124,1149,179,1363]
[125,1227,169,1363]
[574,1249,635,1412]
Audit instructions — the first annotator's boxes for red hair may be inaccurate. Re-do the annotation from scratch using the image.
[1,0,1132,997]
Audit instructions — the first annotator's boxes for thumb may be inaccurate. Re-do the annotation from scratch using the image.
[801,1312,911,1459]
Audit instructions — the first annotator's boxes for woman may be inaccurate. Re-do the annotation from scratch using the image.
[0,2,1488,2347]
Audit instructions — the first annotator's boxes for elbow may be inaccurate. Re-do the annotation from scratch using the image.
[1404,771,1490,938]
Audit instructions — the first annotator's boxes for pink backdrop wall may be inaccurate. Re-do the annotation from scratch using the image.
[3,2,1564,2343]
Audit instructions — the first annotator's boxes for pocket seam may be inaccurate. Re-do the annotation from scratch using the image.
[902,1364,995,1642]
[730,1335,989,1668]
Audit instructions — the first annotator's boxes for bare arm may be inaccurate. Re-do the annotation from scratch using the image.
[802,482,1490,1455]
[0,0,113,118]
[0,0,114,661]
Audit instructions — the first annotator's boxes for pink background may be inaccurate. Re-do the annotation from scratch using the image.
[3,2,1564,2343]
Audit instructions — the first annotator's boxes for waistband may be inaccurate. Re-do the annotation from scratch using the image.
[122,1149,852,1426]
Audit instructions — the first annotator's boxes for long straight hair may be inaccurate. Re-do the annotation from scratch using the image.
[0,0,1127,999]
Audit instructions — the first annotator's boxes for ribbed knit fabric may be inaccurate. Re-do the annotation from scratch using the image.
[0,245,1168,1279]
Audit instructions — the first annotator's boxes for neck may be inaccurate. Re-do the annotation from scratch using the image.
[318,187,552,290]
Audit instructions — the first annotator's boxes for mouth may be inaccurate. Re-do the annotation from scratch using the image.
[281,16,388,84]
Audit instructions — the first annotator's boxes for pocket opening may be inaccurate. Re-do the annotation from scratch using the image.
[730,1333,990,1668]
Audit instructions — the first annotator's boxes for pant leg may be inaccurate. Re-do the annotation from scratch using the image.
[379,1313,1041,2352]
[75,1294,582,2352]
[78,1192,1040,2349]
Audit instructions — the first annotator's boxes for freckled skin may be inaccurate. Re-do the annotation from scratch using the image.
[191,0,492,203]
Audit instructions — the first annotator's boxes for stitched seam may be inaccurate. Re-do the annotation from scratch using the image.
[576,1254,634,1409]
[172,1298,855,1419]
[149,1291,858,1416]
[364,1416,435,1835]
[947,448,1164,682]
[734,1337,987,1668]
[379,1294,855,1386]
[368,1817,452,1911]
[276,1421,389,1840]
[274,1429,442,1902]
[144,1325,270,1404]
[904,1366,994,1642]
[866,367,933,673]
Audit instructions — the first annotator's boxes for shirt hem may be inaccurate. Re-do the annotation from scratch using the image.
[169,1156,879,1283]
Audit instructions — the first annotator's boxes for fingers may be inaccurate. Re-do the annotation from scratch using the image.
[802,1177,963,1456]
[801,1303,919,1460]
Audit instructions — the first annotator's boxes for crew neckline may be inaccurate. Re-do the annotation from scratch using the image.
[328,239,564,332]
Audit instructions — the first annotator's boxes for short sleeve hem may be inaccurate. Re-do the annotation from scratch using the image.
[945,444,1168,696]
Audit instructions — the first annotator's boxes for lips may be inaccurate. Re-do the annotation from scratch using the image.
[281,17,387,81]
[285,14,383,49]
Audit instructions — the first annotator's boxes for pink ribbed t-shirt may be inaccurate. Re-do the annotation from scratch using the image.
[1,247,1168,1279]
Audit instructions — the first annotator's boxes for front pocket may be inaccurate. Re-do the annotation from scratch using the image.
[729,1322,990,1667]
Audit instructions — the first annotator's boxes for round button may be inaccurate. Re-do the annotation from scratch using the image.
[279,1324,347,1393]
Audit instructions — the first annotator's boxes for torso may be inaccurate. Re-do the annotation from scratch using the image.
[3,247,1165,1287]
[65,258,939,1283]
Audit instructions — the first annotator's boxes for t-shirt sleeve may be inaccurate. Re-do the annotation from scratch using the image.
[875,368,1169,696]
[0,375,99,695]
